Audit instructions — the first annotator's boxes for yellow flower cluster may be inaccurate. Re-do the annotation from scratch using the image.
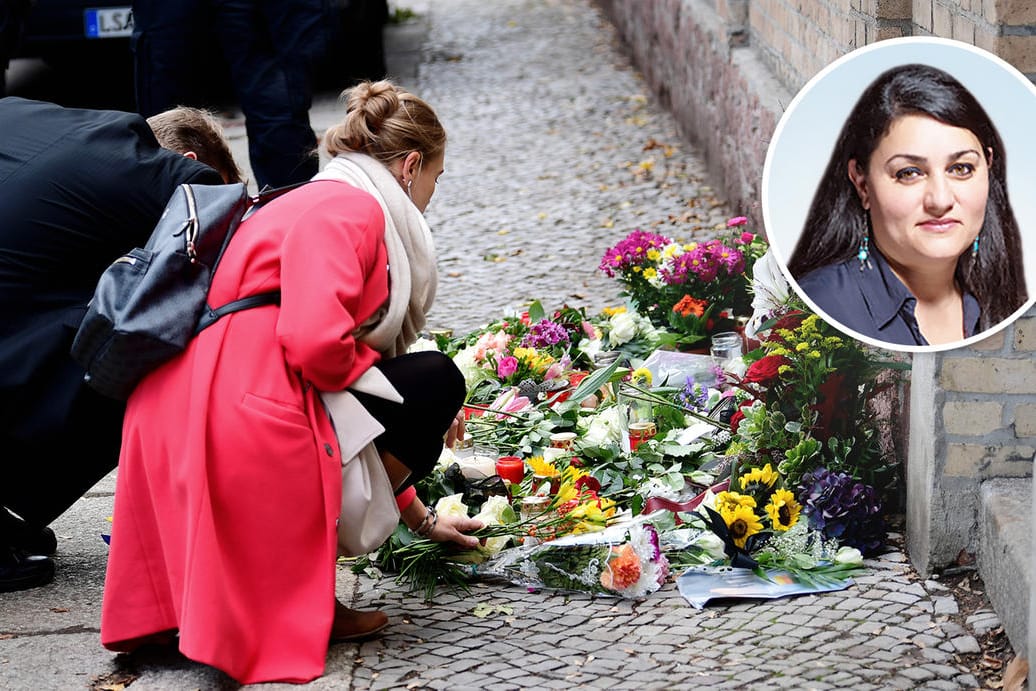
[765,314,844,364]
[513,346,555,375]
[716,469,803,546]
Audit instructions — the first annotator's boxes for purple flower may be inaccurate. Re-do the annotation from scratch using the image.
[798,468,885,555]
[712,244,745,275]
[727,216,749,227]
[677,377,709,411]
[599,229,673,278]
[521,319,571,349]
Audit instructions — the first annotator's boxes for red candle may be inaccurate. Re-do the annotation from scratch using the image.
[495,456,526,484]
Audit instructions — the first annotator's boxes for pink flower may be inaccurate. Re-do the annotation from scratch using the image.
[736,231,755,244]
[474,330,511,361]
[497,356,518,379]
[544,362,565,380]
[726,216,749,227]
[581,320,597,338]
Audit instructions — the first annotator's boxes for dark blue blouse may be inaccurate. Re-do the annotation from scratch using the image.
[796,250,980,347]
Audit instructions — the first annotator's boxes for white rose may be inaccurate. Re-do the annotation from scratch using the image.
[408,337,439,353]
[580,405,625,446]
[693,531,727,561]
[435,493,470,519]
[834,546,863,566]
[608,311,638,345]
[474,495,511,525]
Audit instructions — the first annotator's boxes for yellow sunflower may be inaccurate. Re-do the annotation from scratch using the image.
[714,491,756,515]
[764,488,802,532]
[739,463,777,492]
[721,505,764,548]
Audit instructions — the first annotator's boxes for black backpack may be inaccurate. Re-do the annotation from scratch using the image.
[71,181,302,400]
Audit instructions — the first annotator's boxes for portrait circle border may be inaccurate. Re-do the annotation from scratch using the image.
[761,36,1036,354]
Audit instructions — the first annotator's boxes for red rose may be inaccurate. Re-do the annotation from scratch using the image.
[742,354,790,385]
[575,475,601,494]
[730,409,745,434]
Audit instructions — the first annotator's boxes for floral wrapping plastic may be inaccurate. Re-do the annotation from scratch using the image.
[471,521,670,599]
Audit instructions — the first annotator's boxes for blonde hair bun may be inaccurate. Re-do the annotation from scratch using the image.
[324,79,446,164]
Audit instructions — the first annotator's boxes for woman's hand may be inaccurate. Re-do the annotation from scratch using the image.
[428,513,483,549]
[444,409,466,449]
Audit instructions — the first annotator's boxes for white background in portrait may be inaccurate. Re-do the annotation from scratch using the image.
[762,37,1036,352]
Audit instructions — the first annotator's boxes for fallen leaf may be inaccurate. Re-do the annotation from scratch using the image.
[50,607,69,613]
[472,602,514,618]
[1004,656,1027,691]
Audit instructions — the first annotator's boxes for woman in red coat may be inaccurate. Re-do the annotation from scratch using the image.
[100,80,481,684]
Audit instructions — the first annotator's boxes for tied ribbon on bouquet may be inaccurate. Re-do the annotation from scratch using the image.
[693,505,763,570]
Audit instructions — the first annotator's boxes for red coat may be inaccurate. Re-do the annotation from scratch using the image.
[100,181,403,684]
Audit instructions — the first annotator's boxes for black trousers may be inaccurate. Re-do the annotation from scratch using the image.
[351,350,466,491]
[131,0,332,189]
[0,382,123,538]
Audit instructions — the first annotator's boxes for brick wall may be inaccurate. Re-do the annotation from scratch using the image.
[941,318,1036,480]
[907,307,1036,574]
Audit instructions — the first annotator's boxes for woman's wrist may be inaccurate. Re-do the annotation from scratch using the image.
[413,505,438,537]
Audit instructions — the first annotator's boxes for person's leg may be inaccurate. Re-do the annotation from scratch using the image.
[131,0,209,117]
[1,383,123,529]
[350,351,467,486]
[0,0,31,96]
[213,0,324,188]
[0,384,122,591]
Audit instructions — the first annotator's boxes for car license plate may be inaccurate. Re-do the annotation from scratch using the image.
[84,7,134,38]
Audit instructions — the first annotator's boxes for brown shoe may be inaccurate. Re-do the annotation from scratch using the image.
[330,600,389,642]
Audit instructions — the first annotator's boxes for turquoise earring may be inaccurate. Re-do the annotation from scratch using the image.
[858,236,872,271]
[972,236,980,258]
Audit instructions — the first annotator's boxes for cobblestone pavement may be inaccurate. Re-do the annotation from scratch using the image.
[0,0,1013,689]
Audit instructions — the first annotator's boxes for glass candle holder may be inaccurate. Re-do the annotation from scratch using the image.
[495,455,525,485]
[709,331,743,370]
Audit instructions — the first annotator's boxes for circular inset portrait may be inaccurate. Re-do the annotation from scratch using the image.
[763,37,1036,352]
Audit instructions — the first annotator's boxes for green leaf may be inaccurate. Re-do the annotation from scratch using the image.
[527,300,546,324]
[568,360,623,402]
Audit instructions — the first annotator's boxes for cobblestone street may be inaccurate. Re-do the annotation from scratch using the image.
[0,0,1015,689]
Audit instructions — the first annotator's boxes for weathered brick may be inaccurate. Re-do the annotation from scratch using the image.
[932,1,953,36]
[1013,317,1036,351]
[969,328,1005,351]
[943,400,1004,435]
[951,12,976,43]
[877,0,913,17]
[944,443,1036,476]
[914,0,934,32]
[1014,403,1036,437]
[940,358,1036,394]
[998,34,1036,73]
[975,24,999,53]
[999,0,1036,23]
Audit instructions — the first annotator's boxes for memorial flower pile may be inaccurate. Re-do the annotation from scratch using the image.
[597,218,768,344]
[352,223,902,606]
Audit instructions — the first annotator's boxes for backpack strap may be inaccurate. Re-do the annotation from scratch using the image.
[196,290,281,334]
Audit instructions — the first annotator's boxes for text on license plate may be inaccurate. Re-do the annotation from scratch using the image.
[84,7,133,38]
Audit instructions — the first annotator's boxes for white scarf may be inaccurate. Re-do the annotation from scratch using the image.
[313,152,437,357]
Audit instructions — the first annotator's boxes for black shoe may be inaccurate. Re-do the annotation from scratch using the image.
[0,508,57,556]
[0,548,55,593]
[14,526,57,556]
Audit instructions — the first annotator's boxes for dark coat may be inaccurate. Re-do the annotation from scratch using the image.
[0,97,222,525]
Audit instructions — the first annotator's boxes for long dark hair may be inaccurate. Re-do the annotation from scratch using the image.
[788,64,1027,330]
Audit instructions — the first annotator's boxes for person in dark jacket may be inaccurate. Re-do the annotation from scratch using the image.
[0,97,228,592]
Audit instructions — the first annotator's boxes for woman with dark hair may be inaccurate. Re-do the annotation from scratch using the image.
[788,63,1027,347]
